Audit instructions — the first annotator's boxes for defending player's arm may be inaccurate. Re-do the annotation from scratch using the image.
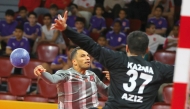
[34,65,67,84]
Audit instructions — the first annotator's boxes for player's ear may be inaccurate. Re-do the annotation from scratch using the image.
[126,45,129,52]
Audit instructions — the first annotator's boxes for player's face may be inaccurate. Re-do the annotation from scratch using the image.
[43,16,51,26]
[49,8,57,17]
[75,21,84,30]
[149,25,156,34]
[5,15,14,23]
[71,5,77,14]
[19,10,27,18]
[74,50,90,69]
[28,15,37,24]
[119,10,126,19]
[96,7,103,16]
[154,8,162,17]
[113,23,121,33]
[97,37,107,46]
[14,29,23,39]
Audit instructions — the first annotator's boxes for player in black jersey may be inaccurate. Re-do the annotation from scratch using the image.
[51,11,174,109]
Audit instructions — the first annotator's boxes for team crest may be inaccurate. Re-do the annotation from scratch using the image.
[122,22,126,26]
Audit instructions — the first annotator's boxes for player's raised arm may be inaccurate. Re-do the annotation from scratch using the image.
[51,11,125,69]
[34,65,67,84]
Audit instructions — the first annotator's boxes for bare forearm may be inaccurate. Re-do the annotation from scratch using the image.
[78,6,93,12]
[155,29,166,35]
[5,48,12,55]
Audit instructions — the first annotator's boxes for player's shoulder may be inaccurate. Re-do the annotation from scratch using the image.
[55,69,69,75]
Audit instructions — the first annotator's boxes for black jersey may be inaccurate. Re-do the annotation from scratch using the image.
[64,26,174,109]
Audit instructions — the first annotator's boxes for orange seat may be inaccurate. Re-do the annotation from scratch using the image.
[154,51,176,65]
[152,102,170,109]
[128,19,142,33]
[37,43,59,63]
[23,59,43,82]
[38,79,57,98]
[163,85,173,104]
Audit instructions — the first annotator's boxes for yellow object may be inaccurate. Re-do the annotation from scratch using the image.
[0,100,102,109]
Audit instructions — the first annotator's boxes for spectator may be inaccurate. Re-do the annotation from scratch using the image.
[97,36,107,47]
[66,4,82,28]
[0,9,17,44]
[149,0,175,28]
[148,5,167,35]
[18,0,41,12]
[16,6,28,26]
[166,25,179,51]
[127,0,151,26]
[33,13,66,54]
[73,0,96,27]
[106,20,126,51]
[49,4,59,23]
[104,0,125,19]
[145,22,176,55]
[24,12,41,49]
[73,17,89,36]
[6,25,30,55]
[111,9,130,34]
[89,5,106,34]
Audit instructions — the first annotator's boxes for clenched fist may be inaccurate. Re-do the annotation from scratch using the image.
[34,65,46,76]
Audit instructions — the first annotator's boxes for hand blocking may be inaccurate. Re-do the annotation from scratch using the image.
[34,65,46,76]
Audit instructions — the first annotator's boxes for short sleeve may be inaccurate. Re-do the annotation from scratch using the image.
[121,35,127,45]
[157,35,166,44]
[37,26,42,36]
[125,20,130,29]
[7,39,12,49]
[89,0,95,7]
[162,19,167,29]
[23,39,30,52]
[106,32,110,41]
[52,56,59,65]
[101,18,106,29]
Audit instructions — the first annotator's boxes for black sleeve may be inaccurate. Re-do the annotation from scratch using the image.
[154,61,174,83]
[63,26,126,69]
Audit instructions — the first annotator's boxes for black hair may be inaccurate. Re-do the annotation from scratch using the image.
[114,20,122,26]
[93,4,104,15]
[127,31,149,55]
[70,3,78,9]
[98,36,106,40]
[70,47,82,60]
[19,6,27,12]
[5,9,15,17]
[145,22,155,28]
[155,5,164,13]
[43,13,52,19]
[50,4,59,10]
[28,12,37,18]
[15,25,24,31]
[75,17,86,25]
[119,8,126,14]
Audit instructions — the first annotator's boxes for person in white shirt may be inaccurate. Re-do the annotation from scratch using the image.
[73,0,96,27]
[33,13,66,54]
[166,25,179,51]
[145,22,176,55]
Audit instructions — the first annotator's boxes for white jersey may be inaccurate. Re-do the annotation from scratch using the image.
[166,35,178,51]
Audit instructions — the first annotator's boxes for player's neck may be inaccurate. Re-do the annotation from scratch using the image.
[127,52,144,58]
[73,66,86,75]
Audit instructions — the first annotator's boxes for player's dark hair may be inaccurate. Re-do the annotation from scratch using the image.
[146,22,155,28]
[28,12,37,18]
[127,31,149,55]
[43,13,52,19]
[15,25,24,31]
[75,17,86,25]
[50,4,59,10]
[5,9,15,17]
[114,20,122,26]
[19,6,27,12]
[155,5,164,13]
[70,47,83,60]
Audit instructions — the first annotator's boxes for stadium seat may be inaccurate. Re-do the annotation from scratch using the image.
[128,19,142,33]
[0,93,16,100]
[163,85,173,104]
[152,102,170,109]
[0,57,14,81]
[90,33,101,42]
[24,95,48,103]
[105,18,113,29]
[37,43,59,63]
[38,79,57,98]
[7,76,31,96]
[23,59,43,82]
[153,51,176,65]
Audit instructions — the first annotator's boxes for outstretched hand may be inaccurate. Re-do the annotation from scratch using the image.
[34,65,46,76]
[51,11,68,31]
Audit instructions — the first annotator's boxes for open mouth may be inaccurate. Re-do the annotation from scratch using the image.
[85,62,90,64]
